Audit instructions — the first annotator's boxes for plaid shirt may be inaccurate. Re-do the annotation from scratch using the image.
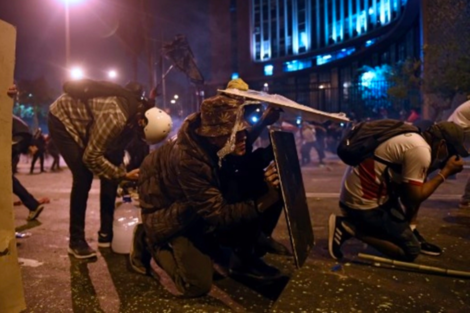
[50,94,128,181]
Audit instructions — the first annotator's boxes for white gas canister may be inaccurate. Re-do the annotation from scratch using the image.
[112,195,140,254]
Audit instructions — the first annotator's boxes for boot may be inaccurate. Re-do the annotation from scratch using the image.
[129,224,152,275]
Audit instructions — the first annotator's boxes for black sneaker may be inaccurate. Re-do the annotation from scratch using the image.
[97,232,112,248]
[413,229,442,256]
[129,224,151,275]
[229,258,282,281]
[27,204,45,221]
[328,214,352,260]
[68,241,97,259]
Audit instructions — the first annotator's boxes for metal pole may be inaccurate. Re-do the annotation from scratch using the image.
[65,1,70,70]
[358,253,470,278]
[161,55,166,109]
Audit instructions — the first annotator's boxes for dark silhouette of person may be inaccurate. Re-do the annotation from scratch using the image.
[45,134,61,171]
[30,128,46,174]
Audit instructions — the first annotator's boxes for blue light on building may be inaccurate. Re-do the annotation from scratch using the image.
[264,64,274,76]
[360,71,376,87]
[283,59,313,72]
[251,0,408,62]
[300,32,308,49]
[317,55,331,66]
[282,46,356,72]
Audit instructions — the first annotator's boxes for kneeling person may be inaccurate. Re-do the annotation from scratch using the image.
[134,95,283,297]
[330,121,466,261]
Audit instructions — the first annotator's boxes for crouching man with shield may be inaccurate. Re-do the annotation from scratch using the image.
[132,94,286,297]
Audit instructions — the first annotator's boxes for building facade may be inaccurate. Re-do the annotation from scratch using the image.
[207,0,422,119]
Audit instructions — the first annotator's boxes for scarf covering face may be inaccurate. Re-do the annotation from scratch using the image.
[195,95,248,166]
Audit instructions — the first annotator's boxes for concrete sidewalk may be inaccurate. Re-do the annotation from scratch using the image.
[12,160,470,312]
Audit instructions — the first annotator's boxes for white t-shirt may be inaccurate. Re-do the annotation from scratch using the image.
[302,126,316,143]
[340,133,431,210]
[448,100,470,129]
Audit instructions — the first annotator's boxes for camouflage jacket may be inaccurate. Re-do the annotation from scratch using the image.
[138,113,259,246]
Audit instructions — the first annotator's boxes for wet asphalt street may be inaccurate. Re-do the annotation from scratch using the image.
[13,154,470,312]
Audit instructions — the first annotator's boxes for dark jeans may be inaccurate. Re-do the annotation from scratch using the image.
[12,175,39,211]
[314,141,325,163]
[50,154,61,171]
[151,201,283,297]
[48,113,122,245]
[340,201,420,261]
[153,234,214,297]
[30,151,44,173]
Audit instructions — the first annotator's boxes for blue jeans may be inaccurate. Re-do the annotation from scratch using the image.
[340,201,421,261]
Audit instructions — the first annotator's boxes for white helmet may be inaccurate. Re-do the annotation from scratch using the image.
[143,107,173,144]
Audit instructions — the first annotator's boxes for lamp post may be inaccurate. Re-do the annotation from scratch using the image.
[62,0,82,71]
[64,0,70,69]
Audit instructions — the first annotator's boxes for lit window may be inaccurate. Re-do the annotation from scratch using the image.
[262,41,271,60]
[317,54,332,65]
[264,64,274,76]
[283,59,312,72]
[300,32,308,49]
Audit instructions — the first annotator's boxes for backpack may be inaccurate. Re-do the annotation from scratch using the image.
[62,79,147,145]
[337,119,420,167]
[63,79,135,100]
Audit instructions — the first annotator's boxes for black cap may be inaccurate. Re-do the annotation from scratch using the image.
[431,121,470,157]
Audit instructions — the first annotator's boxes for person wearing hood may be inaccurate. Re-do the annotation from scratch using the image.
[133,94,283,297]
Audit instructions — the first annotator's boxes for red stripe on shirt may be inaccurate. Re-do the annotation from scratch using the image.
[358,158,388,200]
[405,179,423,186]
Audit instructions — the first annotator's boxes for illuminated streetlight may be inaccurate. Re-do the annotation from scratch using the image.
[108,70,117,79]
[70,67,84,80]
[174,95,179,99]
[170,99,176,104]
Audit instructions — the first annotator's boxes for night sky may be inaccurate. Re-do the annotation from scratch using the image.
[0,0,211,98]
